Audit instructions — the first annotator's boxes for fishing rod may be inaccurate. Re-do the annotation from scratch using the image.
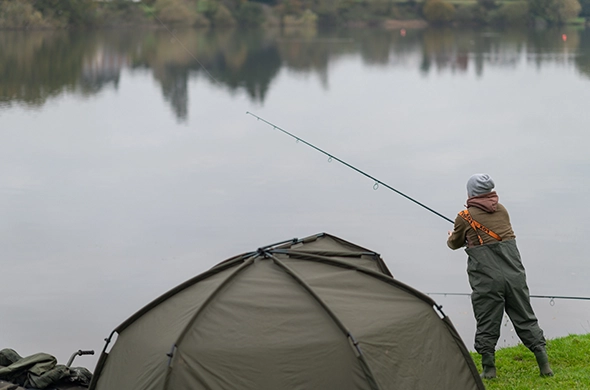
[426,292,590,306]
[148,7,449,227]
[145,25,586,303]
[246,112,454,224]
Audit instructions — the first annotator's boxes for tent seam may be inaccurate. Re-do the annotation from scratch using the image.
[115,252,257,334]
[267,252,381,390]
[161,257,256,390]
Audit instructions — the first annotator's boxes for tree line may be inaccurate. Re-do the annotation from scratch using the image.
[0,0,588,29]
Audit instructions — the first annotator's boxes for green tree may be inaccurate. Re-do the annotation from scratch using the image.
[197,0,219,19]
[495,1,529,25]
[235,2,265,26]
[282,0,304,15]
[211,4,237,26]
[529,0,581,23]
[557,0,582,20]
[154,0,203,25]
[33,0,97,26]
[0,0,47,28]
[422,0,455,23]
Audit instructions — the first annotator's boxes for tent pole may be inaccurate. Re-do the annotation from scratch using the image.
[161,258,255,389]
[267,252,381,390]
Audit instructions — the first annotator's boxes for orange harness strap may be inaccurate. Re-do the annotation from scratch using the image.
[458,209,502,245]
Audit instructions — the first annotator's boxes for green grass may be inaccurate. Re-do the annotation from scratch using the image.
[567,17,587,25]
[470,334,590,389]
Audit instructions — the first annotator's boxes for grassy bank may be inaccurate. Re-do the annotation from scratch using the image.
[470,333,590,389]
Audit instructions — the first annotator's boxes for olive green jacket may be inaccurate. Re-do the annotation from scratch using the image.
[0,350,68,389]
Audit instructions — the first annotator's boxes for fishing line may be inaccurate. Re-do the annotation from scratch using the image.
[426,293,590,306]
[246,112,454,224]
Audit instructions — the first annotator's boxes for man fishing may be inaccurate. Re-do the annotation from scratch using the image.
[447,173,553,379]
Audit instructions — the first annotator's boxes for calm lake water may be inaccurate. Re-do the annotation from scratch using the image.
[1,26,589,368]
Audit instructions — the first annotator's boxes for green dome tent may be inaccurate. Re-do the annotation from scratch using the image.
[89,233,484,390]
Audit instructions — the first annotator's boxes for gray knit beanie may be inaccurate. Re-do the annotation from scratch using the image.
[466,173,495,198]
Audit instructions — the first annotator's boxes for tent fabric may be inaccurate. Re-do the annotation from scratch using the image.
[89,233,484,390]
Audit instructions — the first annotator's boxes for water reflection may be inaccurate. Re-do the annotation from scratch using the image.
[0,28,589,120]
[81,44,127,93]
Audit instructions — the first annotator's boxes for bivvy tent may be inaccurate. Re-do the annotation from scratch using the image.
[89,233,485,390]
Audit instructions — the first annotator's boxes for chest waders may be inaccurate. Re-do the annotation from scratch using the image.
[459,210,552,378]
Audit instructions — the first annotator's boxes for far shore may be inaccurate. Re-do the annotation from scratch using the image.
[0,18,433,32]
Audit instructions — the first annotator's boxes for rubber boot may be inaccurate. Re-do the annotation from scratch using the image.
[480,353,496,379]
[534,347,554,377]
